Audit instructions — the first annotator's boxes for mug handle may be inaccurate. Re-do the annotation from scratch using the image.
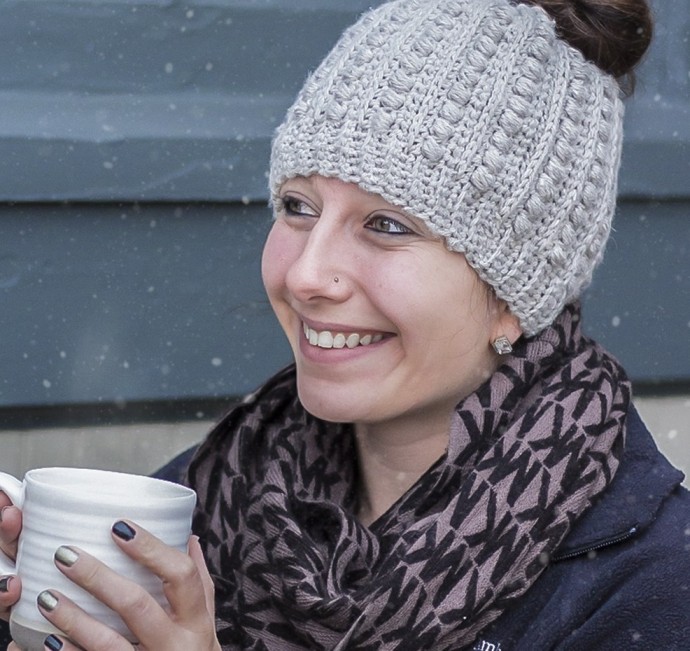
[0,471,24,576]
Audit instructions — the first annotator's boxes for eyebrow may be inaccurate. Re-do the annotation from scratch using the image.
[281,178,437,237]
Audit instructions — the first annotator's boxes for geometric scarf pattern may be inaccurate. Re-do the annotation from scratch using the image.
[188,303,631,650]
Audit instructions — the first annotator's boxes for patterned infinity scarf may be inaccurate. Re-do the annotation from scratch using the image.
[188,304,631,650]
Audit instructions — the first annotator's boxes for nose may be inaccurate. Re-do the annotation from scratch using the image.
[285,219,351,303]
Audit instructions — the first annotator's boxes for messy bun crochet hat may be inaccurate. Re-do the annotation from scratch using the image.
[269,0,624,336]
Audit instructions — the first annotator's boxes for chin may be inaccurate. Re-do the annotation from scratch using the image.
[296,387,360,424]
[301,399,354,424]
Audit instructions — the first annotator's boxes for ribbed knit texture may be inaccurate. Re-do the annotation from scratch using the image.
[269,0,624,336]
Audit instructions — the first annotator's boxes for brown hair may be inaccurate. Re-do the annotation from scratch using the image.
[518,0,653,94]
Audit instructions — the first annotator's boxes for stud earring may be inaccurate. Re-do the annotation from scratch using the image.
[492,336,513,355]
[333,276,339,283]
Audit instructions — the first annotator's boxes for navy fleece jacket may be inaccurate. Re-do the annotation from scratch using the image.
[472,405,690,651]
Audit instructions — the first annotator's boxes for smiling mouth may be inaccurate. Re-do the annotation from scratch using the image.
[302,322,385,349]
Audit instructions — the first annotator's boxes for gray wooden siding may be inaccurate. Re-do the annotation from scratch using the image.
[0,0,688,413]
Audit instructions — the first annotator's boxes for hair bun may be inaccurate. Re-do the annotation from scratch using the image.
[519,0,653,91]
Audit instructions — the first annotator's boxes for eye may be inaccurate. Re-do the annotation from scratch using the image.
[365,214,413,235]
[278,195,318,218]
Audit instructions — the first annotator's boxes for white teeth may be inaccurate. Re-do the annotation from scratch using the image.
[346,333,360,348]
[302,324,385,350]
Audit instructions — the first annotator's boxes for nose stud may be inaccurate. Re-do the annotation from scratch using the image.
[333,276,339,283]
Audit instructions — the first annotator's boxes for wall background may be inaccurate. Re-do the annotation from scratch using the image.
[0,0,688,479]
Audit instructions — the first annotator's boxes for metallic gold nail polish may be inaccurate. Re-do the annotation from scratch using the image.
[37,590,59,612]
[54,545,79,567]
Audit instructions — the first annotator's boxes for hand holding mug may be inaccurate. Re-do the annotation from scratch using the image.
[0,467,197,651]
[0,489,22,622]
[14,523,220,651]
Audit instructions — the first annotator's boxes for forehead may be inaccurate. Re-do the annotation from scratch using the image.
[281,175,383,201]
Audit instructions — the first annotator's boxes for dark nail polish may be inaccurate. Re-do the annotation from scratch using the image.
[0,576,12,592]
[112,520,136,541]
[44,634,64,651]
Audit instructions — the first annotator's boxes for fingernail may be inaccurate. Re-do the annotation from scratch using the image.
[54,545,79,567]
[37,590,59,612]
[112,520,136,541]
[44,634,64,651]
[0,576,12,592]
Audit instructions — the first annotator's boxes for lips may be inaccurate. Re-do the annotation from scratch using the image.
[302,322,385,349]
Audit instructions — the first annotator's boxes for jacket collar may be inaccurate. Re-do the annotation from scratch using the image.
[553,404,685,561]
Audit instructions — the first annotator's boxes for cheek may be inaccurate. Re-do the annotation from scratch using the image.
[261,224,293,297]
[414,267,492,346]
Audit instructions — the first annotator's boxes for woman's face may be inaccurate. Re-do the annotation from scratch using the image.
[262,175,511,430]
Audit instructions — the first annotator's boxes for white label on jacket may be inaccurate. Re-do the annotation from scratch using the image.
[474,640,503,651]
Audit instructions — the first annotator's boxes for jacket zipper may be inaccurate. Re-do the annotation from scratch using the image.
[553,525,640,562]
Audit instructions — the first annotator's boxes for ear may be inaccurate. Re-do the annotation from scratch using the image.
[491,300,523,346]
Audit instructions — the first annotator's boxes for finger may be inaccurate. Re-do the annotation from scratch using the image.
[0,505,22,560]
[36,590,133,651]
[0,575,22,622]
[43,634,78,651]
[111,521,211,628]
[51,545,167,645]
[42,633,83,651]
[0,490,14,510]
[188,536,215,620]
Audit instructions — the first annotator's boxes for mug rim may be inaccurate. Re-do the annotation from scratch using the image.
[24,466,196,502]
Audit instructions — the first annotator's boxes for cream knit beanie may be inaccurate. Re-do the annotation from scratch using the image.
[269,0,624,336]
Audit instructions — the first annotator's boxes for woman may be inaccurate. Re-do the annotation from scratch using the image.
[2,0,689,649]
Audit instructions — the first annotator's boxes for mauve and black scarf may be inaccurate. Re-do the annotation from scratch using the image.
[188,304,631,650]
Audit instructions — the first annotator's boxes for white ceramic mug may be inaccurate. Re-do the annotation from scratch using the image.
[0,467,197,651]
